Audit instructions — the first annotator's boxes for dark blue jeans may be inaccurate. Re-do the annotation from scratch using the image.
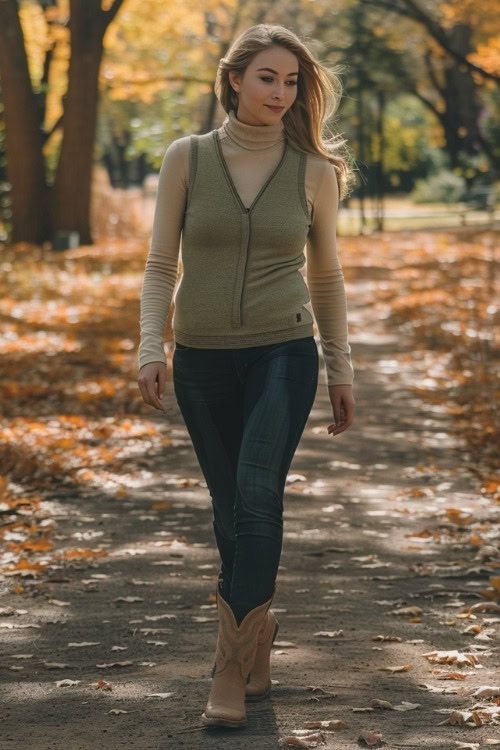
[172,336,319,625]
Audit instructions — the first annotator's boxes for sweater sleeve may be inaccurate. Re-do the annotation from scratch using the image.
[306,159,354,386]
[138,138,187,370]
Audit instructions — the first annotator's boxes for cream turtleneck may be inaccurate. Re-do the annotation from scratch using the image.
[222,108,285,150]
[138,109,354,385]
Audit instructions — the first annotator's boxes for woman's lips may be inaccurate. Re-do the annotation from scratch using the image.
[265,105,284,112]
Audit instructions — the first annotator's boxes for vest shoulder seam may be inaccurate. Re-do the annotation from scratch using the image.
[186,135,199,210]
[298,151,310,224]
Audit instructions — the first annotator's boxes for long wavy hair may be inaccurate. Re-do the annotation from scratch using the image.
[214,24,357,200]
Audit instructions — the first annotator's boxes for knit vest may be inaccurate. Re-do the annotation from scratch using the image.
[172,129,315,347]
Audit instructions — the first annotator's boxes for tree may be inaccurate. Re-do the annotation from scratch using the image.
[0,0,49,243]
[356,0,500,173]
[52,0,124,243]
[0,0,125,244]
[359,0,500,84]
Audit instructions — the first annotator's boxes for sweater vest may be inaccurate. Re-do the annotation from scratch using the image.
[172,129,315,348]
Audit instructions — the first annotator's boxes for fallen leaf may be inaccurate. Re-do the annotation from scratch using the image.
[378,664,412,673]
[302,719,348,729]
[422,649,479,666]
[468,602,500,614]
[371,699,393,709]
[471,685,500,698]
[280,732,328,747]
[391,606,423,616]
[96,680,112,690]
[437,710,483,727]
[372,635,402,642]
[144,614,177,620]
[393,701,421,710]
[358,729,385,746]
[55,679,81,687]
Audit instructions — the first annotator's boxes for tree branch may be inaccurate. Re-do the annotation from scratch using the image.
[42,112,64,144]
[411,88,443,122]
[102,0,125,28]
[359,0,500,84]
[423,49,446,99]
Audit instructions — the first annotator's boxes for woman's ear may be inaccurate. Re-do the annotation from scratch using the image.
[228,71,240,94]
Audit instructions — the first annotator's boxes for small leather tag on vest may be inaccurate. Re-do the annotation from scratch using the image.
[296,313,302,322]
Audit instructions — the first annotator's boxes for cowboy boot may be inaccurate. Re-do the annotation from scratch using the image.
[244,606,280,701]
[201,587,275,728]
[209,610,279,692]
[210,578,279,700]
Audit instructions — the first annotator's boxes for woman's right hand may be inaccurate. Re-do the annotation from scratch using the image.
[138,361,167,412]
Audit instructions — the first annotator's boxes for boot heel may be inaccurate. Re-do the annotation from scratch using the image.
[245,614,280,702]
[272,621,279,644]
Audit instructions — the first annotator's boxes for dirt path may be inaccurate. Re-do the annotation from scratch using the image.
[1,272,499,750]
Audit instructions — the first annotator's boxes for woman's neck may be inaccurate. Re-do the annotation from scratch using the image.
[221,108,285,151]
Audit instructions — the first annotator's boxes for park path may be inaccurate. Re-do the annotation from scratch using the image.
[1,258,498,750]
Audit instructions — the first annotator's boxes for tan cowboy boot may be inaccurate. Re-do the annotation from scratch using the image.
[244,606,280,701]
[201,587,275,728]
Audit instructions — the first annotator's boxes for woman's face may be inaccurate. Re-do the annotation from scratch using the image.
[228,45,299,126]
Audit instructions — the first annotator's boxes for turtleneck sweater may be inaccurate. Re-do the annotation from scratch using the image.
[138,108,354,385]
[222,107,285,149]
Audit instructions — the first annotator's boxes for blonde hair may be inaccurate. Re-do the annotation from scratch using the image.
[215,23,357,200]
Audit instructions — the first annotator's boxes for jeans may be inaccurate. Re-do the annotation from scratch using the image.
[172,335,319,625]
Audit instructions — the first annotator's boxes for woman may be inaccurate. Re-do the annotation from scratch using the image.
[138,23,356,729]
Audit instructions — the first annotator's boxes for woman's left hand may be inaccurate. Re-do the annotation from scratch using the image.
[327,384,355,436]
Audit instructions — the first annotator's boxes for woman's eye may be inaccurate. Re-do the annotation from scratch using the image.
[260,77,297,86]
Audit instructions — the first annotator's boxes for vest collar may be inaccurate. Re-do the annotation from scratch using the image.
[213,130,289,214]
[220,108,285,151]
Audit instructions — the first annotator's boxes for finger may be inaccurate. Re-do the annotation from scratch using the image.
[332,399,342,426]
[157,365,167,402]
[138,379,151,407]
[331,423,350,436]
[328,422,344,434]
[329,410,354,435]
[145,379,163,411]
[345,401,355,422]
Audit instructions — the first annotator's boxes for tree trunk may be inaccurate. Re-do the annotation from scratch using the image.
[374,89,385,232]
[442,24,485,172]
[0,0,49,243]
[52,1,106,244]
[355,87,367,235]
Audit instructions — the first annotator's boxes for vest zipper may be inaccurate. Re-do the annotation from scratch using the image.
[239,207,251,325]
[212,131,290,328]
